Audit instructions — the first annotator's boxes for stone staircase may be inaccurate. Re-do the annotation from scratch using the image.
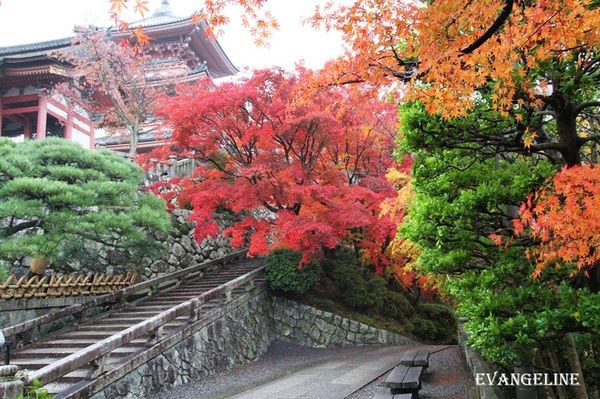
[2,253,265,398]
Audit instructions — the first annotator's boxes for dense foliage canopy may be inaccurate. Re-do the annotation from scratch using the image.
[0,138,170,271]
[152,68,400,268]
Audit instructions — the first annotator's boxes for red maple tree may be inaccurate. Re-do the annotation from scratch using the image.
[153,68,399,267]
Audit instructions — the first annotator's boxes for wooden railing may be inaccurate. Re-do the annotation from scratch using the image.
[0,272,138,300]
[1,250,247,347]
[26,261,263,387]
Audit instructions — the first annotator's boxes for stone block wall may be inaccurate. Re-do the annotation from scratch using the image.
[137,209,234,280]
[273,297,415,347]
[6,209,234,280]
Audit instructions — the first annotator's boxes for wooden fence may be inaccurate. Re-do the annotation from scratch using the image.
[0,272,138,300]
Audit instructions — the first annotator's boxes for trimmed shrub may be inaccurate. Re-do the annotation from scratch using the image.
[332,263,373,309]
[266,248,320,295]
[379,290,413,320]
[408,303,457,343]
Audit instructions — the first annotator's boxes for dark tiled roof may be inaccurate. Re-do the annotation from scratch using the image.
[0,37,72,57]
[95,131,173,146]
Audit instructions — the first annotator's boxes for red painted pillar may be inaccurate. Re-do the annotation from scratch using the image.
[36,97,48,139]
[64,109,73,140]
[24,117,32,139]
[89,124,95,149]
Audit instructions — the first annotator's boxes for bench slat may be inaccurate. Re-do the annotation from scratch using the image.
[373,394,393,399]
[399,351,418,366]
[402,366,424,389]
[384,365,409,389]
[413,351,430,367]
[373,393,413,399]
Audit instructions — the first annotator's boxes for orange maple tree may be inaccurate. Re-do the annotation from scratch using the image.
[517,164,600,279]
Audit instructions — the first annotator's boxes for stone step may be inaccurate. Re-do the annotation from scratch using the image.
[32,339,147,348]
[111,311,161,317]
[45,381,81,395]
[17,346,140,357]
[61,331,118,339]
[75,325,129,332]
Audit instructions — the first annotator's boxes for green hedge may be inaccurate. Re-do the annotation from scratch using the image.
[266,248,321,295]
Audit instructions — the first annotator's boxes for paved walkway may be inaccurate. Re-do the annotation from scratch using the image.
[149,341,472,399]
[228,345,414,399]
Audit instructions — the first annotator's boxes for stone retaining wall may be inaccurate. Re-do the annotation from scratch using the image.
[137,209,234,280]
[6,209,234,280]
[89,289,274,399]
[273,297,414,347]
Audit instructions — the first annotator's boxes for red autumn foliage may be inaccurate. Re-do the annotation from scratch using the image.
[517,164,600,277]
[155,67,399,267]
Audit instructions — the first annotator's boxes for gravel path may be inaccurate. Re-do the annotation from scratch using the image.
[148,341,474,399]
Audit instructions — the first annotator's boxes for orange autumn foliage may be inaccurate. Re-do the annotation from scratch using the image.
[310,0,600,117]
[110,0,600,118]
[517,164,600,277]
[109,0,277,46]
[380,162,436,294]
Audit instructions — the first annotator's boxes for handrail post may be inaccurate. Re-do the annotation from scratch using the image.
[220,290,233,306]
[188,299,201,324]
[91,353,110,379]
[146,325,164,347]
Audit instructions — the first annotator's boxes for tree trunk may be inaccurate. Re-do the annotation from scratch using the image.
[556,105,581,166]
[128,126,139,158]
[565,335,588,399]
[515,365,538,399]
[546,348,570,399]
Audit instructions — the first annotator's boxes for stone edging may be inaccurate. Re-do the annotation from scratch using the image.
[458,322,504,399]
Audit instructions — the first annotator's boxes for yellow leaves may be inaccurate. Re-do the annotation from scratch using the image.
[109,0,128,13]
[133,0,150,17]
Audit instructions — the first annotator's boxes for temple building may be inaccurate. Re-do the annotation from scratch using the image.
[0,0,238,152]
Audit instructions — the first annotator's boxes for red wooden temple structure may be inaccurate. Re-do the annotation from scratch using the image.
[0,0,237,152]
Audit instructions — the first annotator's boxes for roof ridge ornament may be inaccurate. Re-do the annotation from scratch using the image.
[153,0,173,17]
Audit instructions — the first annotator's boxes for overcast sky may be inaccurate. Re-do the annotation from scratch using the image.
[0,0,345,71]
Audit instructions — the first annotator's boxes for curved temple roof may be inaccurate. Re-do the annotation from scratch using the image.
[0,1,237,79]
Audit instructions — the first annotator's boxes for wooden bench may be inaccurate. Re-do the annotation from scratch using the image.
[373,393,415,399]
[400,350,430,369]
[384,364,423,396]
